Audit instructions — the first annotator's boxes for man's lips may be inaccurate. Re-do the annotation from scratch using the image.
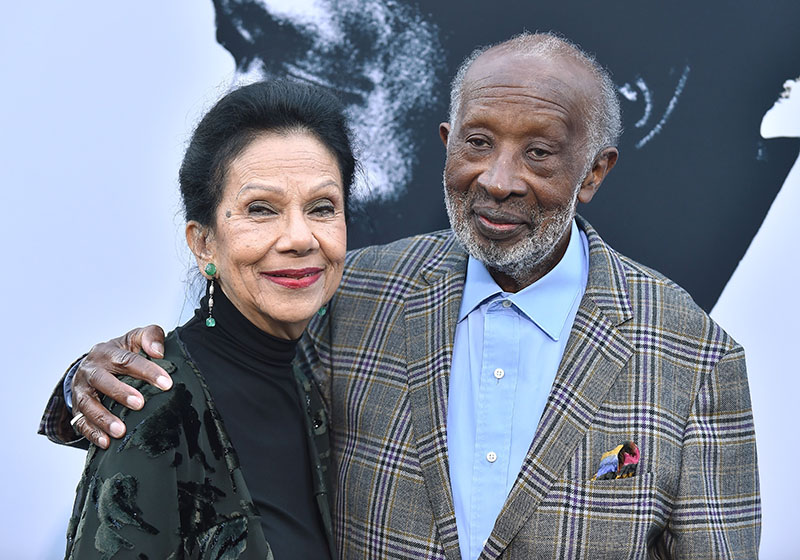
[261,268,323,289]
[472,208,528,240]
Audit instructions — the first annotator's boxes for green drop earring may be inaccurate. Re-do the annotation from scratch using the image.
[204,263,217,327]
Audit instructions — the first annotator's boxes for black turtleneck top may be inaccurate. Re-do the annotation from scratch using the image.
[177,287,330,560]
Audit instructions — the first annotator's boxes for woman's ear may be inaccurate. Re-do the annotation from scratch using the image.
[185,221,214,275]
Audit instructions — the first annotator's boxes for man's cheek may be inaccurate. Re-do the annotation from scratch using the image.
[444,166,472,193]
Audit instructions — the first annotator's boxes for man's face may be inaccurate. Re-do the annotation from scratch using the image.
[440,49,599,290]
[214,0,445,202]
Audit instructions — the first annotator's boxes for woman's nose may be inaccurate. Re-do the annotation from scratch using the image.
[276,212,319,254]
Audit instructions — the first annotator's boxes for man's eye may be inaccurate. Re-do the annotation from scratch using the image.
[529,147,551,158]
[466,137,490,148]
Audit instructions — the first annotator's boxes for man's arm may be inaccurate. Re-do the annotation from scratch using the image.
[37,325,173,449]
[664,345,761,558]
[37,356,90,447]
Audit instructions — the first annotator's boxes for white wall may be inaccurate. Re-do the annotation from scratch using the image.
[0,3,232,558]
[711,78,800,560]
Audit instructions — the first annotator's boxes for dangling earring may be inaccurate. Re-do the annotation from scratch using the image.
[317,304,327,317]
[204,263,217,328]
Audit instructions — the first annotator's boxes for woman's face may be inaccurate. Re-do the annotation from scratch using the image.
[188,131,347,339]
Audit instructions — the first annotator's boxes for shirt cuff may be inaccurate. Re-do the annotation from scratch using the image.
[63,359,82,412]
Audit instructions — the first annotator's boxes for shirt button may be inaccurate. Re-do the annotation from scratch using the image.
[493,368,505,379]
[502,299,512,308]
[486,451,497,463]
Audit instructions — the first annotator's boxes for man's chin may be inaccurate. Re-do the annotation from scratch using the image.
[458,226,564,278]
[466,226,529,254]
[460,232,524,266]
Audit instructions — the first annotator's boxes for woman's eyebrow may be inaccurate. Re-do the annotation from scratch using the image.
[236,179,341,198]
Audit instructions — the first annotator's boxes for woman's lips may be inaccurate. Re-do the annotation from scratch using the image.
[261,268,323,289]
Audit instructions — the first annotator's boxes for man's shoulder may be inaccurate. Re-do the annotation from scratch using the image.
[614,248,739,352]
[617,252,703,313]
[342,229,463,280]
[581,217,739,352]
[616,251,685,297]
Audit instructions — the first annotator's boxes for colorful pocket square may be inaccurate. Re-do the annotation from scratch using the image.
[592,441,640,480]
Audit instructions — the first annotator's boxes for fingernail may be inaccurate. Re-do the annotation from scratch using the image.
[110,421,125,437]
[152,342,164,357]
[97,436,109,448]
[126,395,144,409]
[155,376,172,390]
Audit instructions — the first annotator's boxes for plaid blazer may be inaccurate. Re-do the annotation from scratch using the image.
[297,216,760,560]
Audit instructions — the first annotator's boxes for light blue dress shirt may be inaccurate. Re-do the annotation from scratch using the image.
[447,220,589,560]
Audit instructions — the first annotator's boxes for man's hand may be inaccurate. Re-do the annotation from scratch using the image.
[71,325,171,448]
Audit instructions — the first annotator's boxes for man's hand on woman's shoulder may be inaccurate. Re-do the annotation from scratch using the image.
[70,325,171,448]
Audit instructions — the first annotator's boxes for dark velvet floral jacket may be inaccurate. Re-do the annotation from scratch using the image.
[62,329,333,560]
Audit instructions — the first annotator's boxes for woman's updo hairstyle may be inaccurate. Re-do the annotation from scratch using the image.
[179,79,356,227]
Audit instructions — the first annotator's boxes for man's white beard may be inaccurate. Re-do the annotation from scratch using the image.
[443,180,579,283]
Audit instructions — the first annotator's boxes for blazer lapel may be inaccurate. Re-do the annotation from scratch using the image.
[404,235,467,560]
[481,217,636,559]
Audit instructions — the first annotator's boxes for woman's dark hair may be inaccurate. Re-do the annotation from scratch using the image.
[179,79,356,226]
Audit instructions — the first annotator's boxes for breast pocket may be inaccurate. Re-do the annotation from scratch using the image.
[534,472,658,559]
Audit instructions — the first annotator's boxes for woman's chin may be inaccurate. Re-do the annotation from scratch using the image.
[253,307,318,339]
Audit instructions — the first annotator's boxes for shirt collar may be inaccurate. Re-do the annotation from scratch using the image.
[457,219,588,341]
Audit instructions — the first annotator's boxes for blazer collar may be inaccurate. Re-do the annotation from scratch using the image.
[404,230,467,560]
[576,214,633,327]
[419,230,469,286]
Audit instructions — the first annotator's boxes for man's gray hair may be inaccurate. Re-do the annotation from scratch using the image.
[447,32,622,166]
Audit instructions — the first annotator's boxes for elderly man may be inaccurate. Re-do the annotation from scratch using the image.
[41,33,760,559]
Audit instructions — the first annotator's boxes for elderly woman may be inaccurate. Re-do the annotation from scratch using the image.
[62,80,353,559]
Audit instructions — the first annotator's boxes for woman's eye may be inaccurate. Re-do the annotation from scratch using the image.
[248,203,276,215]
[310,202,336,217]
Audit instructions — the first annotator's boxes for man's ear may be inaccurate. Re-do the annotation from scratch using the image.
[185,221,214,274]
[577,147,619,204]
[439,122,451,147]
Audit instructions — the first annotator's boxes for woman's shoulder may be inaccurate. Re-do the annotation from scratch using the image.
[96,329,216,460]
[111,329,208,411]
[67,327,269,559]
[129,327,201,384]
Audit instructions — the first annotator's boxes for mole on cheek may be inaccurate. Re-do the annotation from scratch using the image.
[225,210,232,218]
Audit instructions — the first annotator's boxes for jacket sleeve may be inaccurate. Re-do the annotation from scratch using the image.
[37,356,90,448]
[658,345,761,559]
[64,377,273,559]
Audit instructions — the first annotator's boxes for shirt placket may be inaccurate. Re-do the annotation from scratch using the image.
[469,297,520,558]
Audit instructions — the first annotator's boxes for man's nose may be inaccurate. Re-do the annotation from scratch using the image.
[476,153,527,200]
[276,211,319,254]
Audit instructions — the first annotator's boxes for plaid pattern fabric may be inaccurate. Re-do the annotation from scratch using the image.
[298,216,760,560]
[38,355,89,447]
